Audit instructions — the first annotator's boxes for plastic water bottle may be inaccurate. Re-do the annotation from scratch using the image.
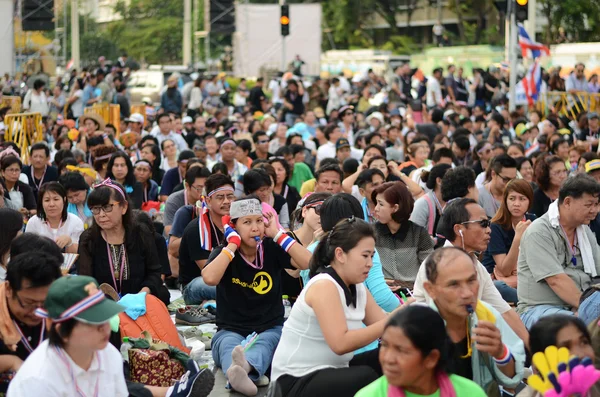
[282,295,292,319]
[120,337,133,363]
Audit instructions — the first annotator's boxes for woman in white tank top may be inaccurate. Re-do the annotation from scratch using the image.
[271,217,408,397]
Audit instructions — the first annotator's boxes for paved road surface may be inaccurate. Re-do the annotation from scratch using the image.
[208,369,269,397]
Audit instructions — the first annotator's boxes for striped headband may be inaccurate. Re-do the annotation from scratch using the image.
[221,139,237,147]
[94,153,114,161]
[135,160,152,169]
[477,143,492,154]
[93,178,126,200]
[35,291,104,323]
[305,200,324,208]
[207,186,235,198]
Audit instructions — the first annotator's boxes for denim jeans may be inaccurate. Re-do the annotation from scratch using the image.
[285,113,299,127]
[519,304,573,329]
[494,280,518,305]
[182,277,216,305]
[212,326,283,381]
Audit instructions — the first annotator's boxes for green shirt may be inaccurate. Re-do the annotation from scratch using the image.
[355,374,486,397]
[289,162,314,192]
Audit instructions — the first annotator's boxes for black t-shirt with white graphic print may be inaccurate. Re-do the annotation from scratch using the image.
[206,238,291,336]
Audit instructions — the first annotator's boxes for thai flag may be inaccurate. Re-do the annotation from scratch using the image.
[522,61,543,106]
[518,23,550,59]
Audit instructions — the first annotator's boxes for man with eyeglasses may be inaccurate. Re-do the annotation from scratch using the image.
[178,174,234,306]
[0,247,62,393]
[250,131,273,162]
[517,174,600,329]
[478,155,518,218]
[413,198,530,345]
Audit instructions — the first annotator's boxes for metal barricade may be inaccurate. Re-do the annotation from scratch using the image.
[0,96,22,113]
[4,112,44,165]
[83,103,121,137]
[537,91,600,118]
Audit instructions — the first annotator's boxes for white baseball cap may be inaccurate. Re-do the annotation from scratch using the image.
[182,116,193,124]
[126,113,144,124]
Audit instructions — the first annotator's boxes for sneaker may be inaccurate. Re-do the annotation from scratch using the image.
[176,306,216,326]
[181,327,204,339]
[170,359,215,397]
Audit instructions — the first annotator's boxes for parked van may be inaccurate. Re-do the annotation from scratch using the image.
[127,66,193,106]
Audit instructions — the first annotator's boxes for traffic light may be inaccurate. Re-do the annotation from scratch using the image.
[280,5,290,37]
[515,0,529,23]
[22,0,54,31]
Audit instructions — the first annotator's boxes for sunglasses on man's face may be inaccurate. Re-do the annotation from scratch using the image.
[460,219,491,229]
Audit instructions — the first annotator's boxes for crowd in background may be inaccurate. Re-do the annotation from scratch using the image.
[0,55,600,397]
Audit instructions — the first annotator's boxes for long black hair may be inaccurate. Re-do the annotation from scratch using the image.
[319,193,364,232]
[309,217,375,278]
[384,305,453,373]
[106,151,136,187]
[0,208,23,266]
[529,315,591,356]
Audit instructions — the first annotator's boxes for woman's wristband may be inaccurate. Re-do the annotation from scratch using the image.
[275,231,296,252]
[222,247,235,262]
[273,229,285,242]
[493,344,512,366]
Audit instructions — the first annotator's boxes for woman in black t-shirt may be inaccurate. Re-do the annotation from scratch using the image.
[202,197,311,396]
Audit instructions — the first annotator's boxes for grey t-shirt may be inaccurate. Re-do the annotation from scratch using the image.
[516,213,600,313]
[164,190,186,228]
[478,186,500,219]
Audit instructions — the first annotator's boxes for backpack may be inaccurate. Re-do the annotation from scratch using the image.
[119,294,190,353]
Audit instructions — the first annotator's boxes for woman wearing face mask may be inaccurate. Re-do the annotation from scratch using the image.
[201,197,311,396]
[25,182,84,254]
[0,208,23,280]
[272,218,406,397]
[7,275,128,397]
[59,171,93,229]
[77,180,165,304]
[517,315,598,397]
[373,182,434,289]
[356,305,486,397]
[106,152,144,209]
[482,180,535,305]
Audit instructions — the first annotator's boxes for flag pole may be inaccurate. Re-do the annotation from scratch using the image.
[508,0,518,112]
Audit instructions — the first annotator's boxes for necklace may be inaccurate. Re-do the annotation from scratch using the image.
[104,237,127,293]
[239,243,264,270]
[31,165,47,191]
[13,319,45,353]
